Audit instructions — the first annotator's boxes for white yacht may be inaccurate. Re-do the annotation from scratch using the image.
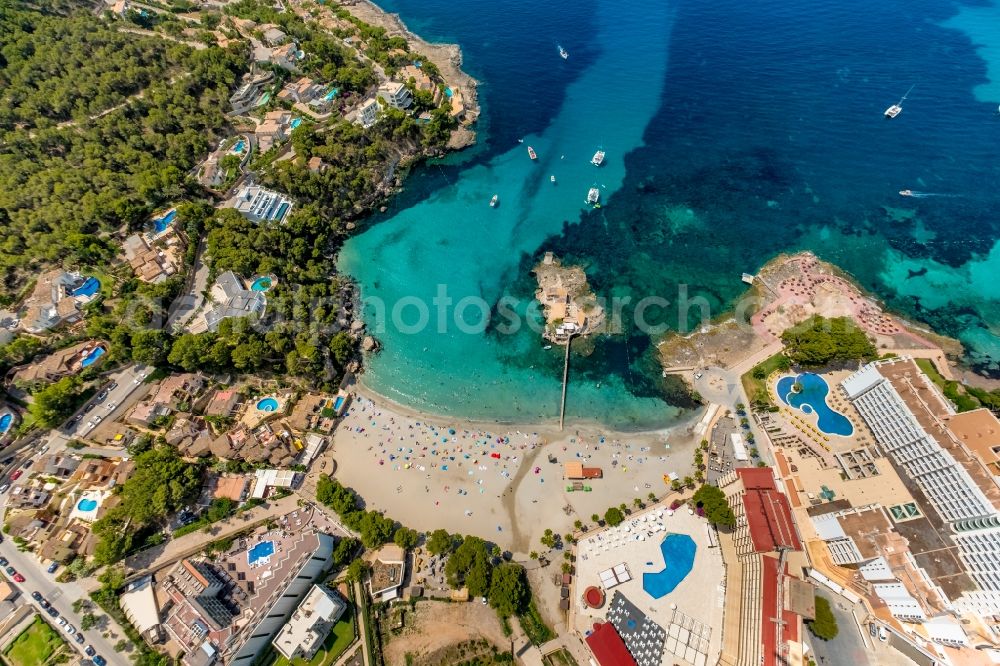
[490,194,499,207]
[591,150,605,166]
[586,187,600,205]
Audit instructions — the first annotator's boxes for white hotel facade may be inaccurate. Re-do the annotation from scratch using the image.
[842,359,1000,616]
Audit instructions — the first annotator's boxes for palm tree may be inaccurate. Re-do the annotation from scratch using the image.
[530,551,539,560]
[574,519,583,531]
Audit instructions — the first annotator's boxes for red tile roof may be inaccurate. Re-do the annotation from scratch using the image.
[737,468,802,552]
[761,556,779,666]
[586,622,637,666]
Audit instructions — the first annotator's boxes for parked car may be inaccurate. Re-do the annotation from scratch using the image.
[93,415,102,424]
[31,591,42,602]
[4,566,15,576]
[56,616,67,626]
[96,391,108,402]
[10,470,22,481]
[22,460,32,469]
[93,656,107,666]
[84,645,96,657]
[878,626,888,642]
[74,633,84,645]
[105,402,116,411]
[39,598,50,610]
[13,573,25,583]
[0,485,7,495]
[71,414,83,423]
[46,606,58,618]
[64,624,75,635]
[84,403,94,413]
[108,381,118,390]
[0,559,9,568]
[47,562,58,574]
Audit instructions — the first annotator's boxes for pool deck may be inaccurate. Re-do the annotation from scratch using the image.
[572,506,725,666]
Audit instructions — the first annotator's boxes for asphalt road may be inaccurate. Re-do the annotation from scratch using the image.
[0,540,125,665]
[70,365,153,439]
[806,592,873,666]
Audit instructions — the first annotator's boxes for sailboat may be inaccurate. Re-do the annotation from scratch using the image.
[558,45,568,59]
[586,187,600,206]
[490,194,499,207]
[884,84,914,119]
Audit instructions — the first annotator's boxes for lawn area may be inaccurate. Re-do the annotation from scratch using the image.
[741,352,791,407]
[271,606,357,666]
[915,358,980,412]
[518,601,555,645]
[4,617,67,666]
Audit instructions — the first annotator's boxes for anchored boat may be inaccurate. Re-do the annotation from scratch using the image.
[528,146,537,160]
[591,150,605,166]
[490,194,499,207]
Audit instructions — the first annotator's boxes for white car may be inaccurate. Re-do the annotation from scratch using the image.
[878,626,888,642]
[0,484,8,494]
[93,415,103,424]
[105,402,116,411]
[64,624,76,635]
[56,616,67,626]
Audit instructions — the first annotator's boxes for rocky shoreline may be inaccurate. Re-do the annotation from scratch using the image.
[338,0,481,148]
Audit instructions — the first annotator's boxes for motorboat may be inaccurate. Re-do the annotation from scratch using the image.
[490,194,499,207]
[899,190,913,197]
[885,84,914,119]
[528,146,537,160]
[550,175,556,183]
[558,45,568,59]
[591,150,605,166]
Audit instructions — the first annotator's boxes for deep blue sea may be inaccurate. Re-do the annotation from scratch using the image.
[339,0,1000,429]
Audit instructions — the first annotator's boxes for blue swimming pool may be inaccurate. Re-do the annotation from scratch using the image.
[445,87,454,98]
[0,414,11,434]
[333,395,345,411]
[232,139,246,153]
[776,373,854,436]
[248,540,275,566]
[71,277,100,298]
[257,397,279,412]
[80,347,106,368]
[323,88,339,101]
[274,202,290,221]
[153,209,177,233]
[250,276,273,292]
[291,117,302,129]
[77,499,98,512]
[642,533,696,599]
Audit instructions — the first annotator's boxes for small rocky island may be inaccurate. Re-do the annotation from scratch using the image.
[533,252,605,345]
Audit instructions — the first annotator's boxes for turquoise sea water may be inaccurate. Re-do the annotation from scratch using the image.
[340,0,1000,428]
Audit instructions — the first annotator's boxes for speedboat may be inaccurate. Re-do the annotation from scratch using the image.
[558,45,568,59]
[528,146,537,160]
[899,189,913,197]
[490,194,499,207]
[591,150,605,166]
[586,187,600,205]
[550,175,556,183]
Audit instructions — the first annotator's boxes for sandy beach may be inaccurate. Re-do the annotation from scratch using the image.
[327,383,703,553]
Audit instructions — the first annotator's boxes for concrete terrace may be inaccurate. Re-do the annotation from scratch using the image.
[573,506,724,666]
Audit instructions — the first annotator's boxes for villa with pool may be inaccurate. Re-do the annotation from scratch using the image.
[12,340,108,385]
[17,269,101,333]
[574,503,725,666]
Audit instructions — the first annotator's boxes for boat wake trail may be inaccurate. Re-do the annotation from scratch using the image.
[899,189,961,199]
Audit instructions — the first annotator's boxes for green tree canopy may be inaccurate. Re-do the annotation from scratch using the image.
[29,376,84,428]
[692,484,736,527]
[427,528,459,556]
[488,563,529,617]
[604,507,624,527]
[781,316,877,366]
[807,596,839,640]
